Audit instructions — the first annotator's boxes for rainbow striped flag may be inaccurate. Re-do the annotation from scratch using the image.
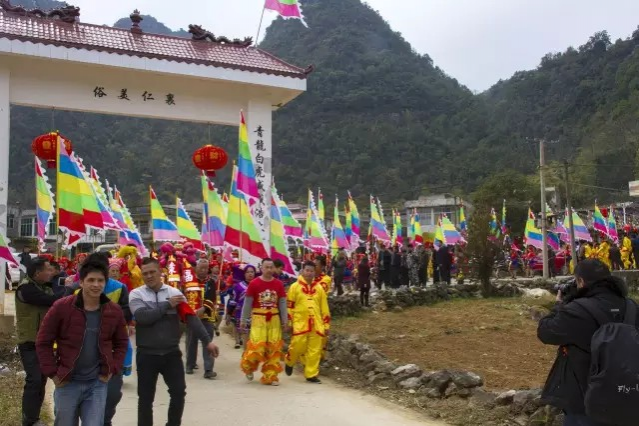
[176,197,202,247]
[264,0,308,27]
[593,203,607,235]
[413,209,423,245]
[87,167,119,231]
[305,189,329,250]
[490,207,500,238]
[225,165,268,264]
[391,209,403,246]
[441,215,464,245]
[149,186,179,242]
[331,196,349,253]
[565,208,592,243]
[344,203,353,242]
[434,217,445,247]
[35,158,55,248]
[501,199,507,234]
[547,231,560,251]
[369,195,390,242]
[273,182,303,240]
[270,187,296,275]
[459,203,467,232]
[608,206,619,243]
[407,210,415,242]
[236,111,259,201]
[0,232,19,266]
[201,175,226,247]
[318,189,325,225]
[112,186,147,254]
[524,209,544,250]
[347,191,360,247]
[56,138,103,237]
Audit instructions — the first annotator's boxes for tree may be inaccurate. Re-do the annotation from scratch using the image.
[465,206,499,296]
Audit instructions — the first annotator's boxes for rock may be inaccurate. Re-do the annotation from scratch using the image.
[368,373,391,385]
[0,364,11,376]
[451,370,483,388]
[374,361,397,374]
[444,382,459,397]
[398,376,423,390]
[359,350,382,365]
[495,389,516,405]
[423,387,443,398]
[408,389,417,394]
[391,364,423,383]
[421,370,452,392]
[469,388,496,407]
[511,389,542,414]
[355,342,371,353]
[527,406,560,425]
[366,371,376,378]
[392,305,404,313]
[522,288,553,299]
[513,415,529,426]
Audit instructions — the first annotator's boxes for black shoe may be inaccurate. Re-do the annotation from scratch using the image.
[234,343,241,349]
[194,364,199,370]
[285,365,293,376]
[215,331,221,336]
[306,377,322,384]
[204,371,217,379]
[186,368,194,375]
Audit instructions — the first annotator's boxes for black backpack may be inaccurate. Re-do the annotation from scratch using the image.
[574,298,639,425]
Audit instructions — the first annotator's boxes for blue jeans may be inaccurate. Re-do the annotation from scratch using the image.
[54,379,108,426]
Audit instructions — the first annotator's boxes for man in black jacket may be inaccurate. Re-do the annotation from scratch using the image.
[538,259,639,426]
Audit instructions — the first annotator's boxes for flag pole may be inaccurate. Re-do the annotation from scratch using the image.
[55,134,61,260]
[255,5,266,46]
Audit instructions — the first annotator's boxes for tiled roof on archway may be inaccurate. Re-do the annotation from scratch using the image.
[0,10,311,79]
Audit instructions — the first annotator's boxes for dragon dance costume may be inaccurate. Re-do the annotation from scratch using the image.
[239,276,287,385]
[285,275,331,379]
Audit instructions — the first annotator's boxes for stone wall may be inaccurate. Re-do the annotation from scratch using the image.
[326,333,564,426]
[327,279,549,318]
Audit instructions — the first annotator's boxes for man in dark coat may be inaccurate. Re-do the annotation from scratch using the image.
[436,244,452,284]
[537,259,639,425]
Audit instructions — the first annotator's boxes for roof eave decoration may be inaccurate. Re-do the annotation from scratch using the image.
[188,24,253,48]
[0,0,79,23]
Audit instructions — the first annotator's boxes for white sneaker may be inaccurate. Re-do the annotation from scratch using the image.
[270,381,280,386]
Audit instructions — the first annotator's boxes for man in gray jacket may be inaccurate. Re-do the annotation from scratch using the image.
[129,258,219,426]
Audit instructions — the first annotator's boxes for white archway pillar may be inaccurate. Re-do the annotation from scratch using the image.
[246,99,273,252]
[0,66,10,315]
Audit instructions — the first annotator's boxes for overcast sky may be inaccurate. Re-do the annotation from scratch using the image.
[72,0,639,91]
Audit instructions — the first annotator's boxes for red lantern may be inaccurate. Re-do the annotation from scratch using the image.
[32,131,73,168]
[192,145,228,177]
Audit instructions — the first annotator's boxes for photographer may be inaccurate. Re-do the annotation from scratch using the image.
[537,259,639,425]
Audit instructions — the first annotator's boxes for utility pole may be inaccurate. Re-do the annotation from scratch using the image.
[563,160,578,267]
[538,140,549,279]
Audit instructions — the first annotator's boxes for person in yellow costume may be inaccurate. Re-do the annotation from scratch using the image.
[621,233,635,269]
[313,255,332,294]
[597,240,612,270]
[239,258,288,386]
[285,261,331,383]
[312,255,332,360]
[117,245,143,290]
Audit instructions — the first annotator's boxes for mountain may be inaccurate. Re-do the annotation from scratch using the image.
[6,0,639,213]
[483,29,639,204]
[113,15,189,37]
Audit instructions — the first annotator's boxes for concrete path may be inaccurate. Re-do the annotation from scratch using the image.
[115,334,447,426]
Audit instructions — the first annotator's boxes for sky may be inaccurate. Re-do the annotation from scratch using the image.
[72,0,639,91]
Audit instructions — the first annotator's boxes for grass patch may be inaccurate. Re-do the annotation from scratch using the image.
[0,335,24,426]
[333,297,556,391]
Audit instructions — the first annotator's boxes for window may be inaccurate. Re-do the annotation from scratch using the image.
[48,220,56,237]
[20,217,34,237]
[7,214,14,229]
[137,221,149,235]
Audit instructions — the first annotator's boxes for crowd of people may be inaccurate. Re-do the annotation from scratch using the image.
[13,240,350,426]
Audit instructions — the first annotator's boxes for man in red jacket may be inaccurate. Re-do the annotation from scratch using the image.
[36,259,128,426]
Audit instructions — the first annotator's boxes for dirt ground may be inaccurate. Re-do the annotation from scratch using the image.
[333,297,556,391]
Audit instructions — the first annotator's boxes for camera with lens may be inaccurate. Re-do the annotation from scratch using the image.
[554,278,578,300]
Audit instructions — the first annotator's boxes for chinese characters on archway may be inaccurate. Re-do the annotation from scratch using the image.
[253,124,268,234]
[93,86,176,105]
